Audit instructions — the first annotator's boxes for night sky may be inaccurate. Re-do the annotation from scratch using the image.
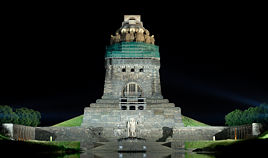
[1,3,267,126]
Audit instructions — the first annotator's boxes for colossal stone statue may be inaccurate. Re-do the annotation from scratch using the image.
[109,18,156,44]
[150,35,155,45]
[115,33,121,43]
[145,34,151,44]
[129,32,135,42]
[125,31,130,42]
[136,29,145,42]
[121,29,127,42]
[110,35,114,45]
[127,118,137,137]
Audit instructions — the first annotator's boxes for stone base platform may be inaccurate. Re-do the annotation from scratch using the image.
[81,99,184,140]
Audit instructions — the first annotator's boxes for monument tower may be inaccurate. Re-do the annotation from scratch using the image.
[82,15,183,139]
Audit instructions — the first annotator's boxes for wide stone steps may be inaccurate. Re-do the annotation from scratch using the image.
[96,99,170,104]
[88,103,176,108]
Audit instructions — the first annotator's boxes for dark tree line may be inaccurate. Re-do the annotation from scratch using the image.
[225,103,268,126]
[0,105,41,127]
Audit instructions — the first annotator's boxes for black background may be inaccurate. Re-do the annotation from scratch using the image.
[1,2,267,126]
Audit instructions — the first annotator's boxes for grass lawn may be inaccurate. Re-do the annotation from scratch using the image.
[0,134,10,140]
[53,115,83,127]
[29,140,80,150]
[187,138,268,157]
[259,130,268,139]
[182,115,209,127]
[52,114,209,127]
[0,134,81,157]
[185,140,236,150]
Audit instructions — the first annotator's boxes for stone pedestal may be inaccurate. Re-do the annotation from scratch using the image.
[82,98,184,140]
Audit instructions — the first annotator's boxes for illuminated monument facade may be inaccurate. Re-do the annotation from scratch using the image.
[82,15,183,139]
[1,16,262,150]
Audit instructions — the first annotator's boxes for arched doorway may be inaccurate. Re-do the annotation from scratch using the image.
[122,82,142,97]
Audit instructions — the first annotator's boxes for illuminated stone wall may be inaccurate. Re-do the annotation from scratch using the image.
[102,57,162,99]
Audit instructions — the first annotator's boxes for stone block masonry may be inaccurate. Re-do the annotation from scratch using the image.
[1,123,264,145]
[82,15,185,136]
[102,57,162,99]
[1,15,264,151]
[81,102,184,130]
[173,127,227,141]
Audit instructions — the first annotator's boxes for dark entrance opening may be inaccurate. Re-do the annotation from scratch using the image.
[138,106,144,110]
[121,106,127,110]
[129,106,136,110]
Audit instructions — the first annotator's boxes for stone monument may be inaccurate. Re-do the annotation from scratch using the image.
[82,15,184,140]
[1,16,263,154]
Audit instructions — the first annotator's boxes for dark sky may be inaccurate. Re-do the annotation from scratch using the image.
[1,3,267,126]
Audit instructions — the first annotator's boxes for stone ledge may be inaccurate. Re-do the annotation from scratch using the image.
[2,123,262,143]
[96,99,119,104]
[90,103,119,108]
[146,99,169,103]
[95,98,170,104]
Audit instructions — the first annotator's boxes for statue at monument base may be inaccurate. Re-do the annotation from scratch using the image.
[127,118,137,138]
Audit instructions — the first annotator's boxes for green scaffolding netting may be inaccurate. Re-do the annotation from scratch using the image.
[105,42,160,58]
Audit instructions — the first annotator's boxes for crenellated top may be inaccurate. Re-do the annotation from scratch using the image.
[110,15,155,45]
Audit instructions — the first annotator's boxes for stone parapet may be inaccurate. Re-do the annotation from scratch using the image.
[146,99,169,104]
[95,98,169,104]
[1,123,264,151]
[96,99,119,104]
[82,104,184,129]
[88,103,176,109]
[173,127,227,140]
[89,103,119,108]
[146,103,175,108]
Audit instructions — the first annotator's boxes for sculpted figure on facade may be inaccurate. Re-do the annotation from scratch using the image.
[115,33,121,43]
[121,28,126,34]
[145,30,151,44]
[127,118,137,137]
[150,35,155,45]
[125,31,131,42]
[121,29,126,42]
[110,35,115,45]
[136,29,145,42]
[109,18,156,45]
[129,30,135,42]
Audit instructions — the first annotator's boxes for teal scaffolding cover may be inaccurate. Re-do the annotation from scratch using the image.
[105,42,160,58]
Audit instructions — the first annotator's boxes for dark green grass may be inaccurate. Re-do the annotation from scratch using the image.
[53,115,83,127]
[192,138,268,157]
[0,134,10,140]
[259,130,268,139]
[0,135,81,157]
[185,140,236,150]
[182,115,209,127]
[29,140,80,150]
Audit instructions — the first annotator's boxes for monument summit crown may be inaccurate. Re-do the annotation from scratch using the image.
[110,15,155,45]
[123,15,142,24]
